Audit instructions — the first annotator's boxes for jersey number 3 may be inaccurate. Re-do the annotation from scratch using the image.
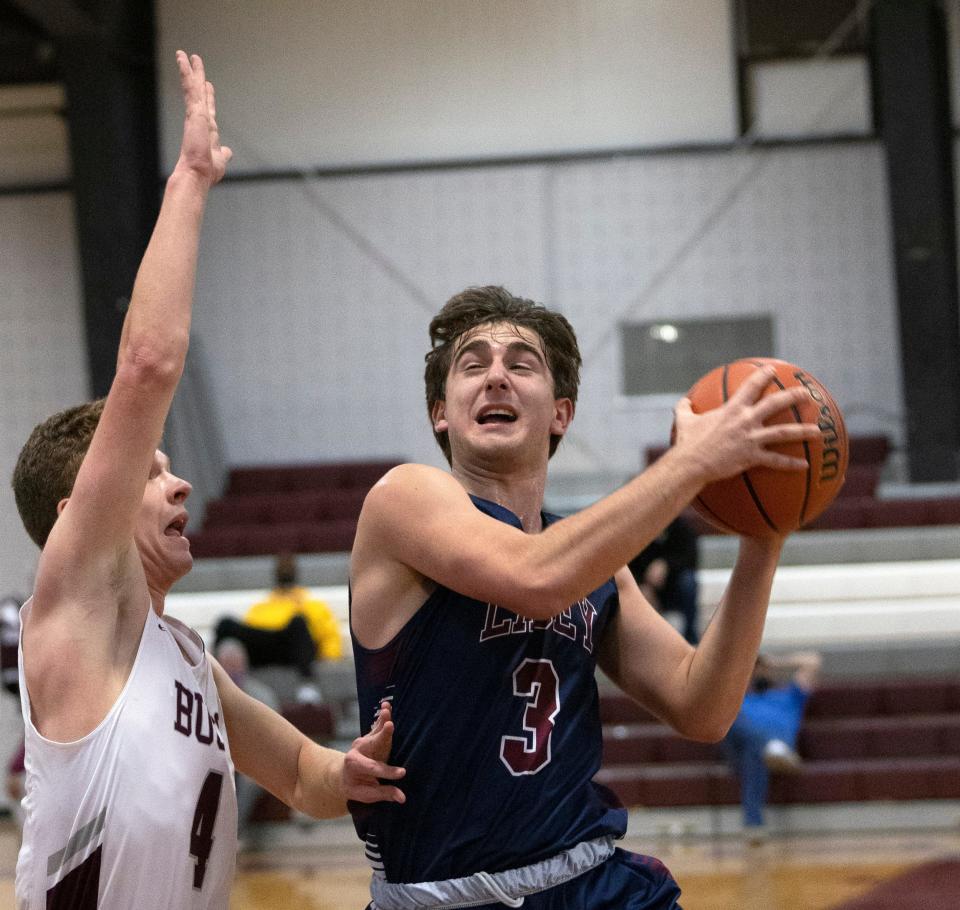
[191,770,224,890]
[500,658,560,776]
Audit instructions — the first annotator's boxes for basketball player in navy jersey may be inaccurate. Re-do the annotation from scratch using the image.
[12,53,403,909]
[349,286,820,908]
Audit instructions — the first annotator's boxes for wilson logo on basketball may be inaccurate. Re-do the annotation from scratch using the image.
[795,371,843,483]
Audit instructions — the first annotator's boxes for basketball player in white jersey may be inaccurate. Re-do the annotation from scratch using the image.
[11,52,404,909]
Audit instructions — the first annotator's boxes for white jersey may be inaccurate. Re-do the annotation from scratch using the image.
[16,601,238,909]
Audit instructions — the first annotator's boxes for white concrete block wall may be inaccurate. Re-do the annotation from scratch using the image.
[187,140,902,480]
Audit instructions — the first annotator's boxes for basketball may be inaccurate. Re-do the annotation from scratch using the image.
[684,358,848,536]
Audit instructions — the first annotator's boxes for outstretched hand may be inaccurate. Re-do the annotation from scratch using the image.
[342,700,406,805]
[673,367,820,484]
[175,50,232,186]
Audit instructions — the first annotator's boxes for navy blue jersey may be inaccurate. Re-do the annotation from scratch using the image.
[350,495,627,884]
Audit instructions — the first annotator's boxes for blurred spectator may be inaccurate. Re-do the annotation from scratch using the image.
[245,553,343,661]
[627,516,700,644]
[214,612,316,677]
[722,651,823,842]
[214,639,279,847]
[212,555,343,677]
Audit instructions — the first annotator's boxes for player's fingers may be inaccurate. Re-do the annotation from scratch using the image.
[355,784,405,805]
[363,760,405,780]
[754,450,809,471]
[364,718,394,745]
[345,747,401,781]
[206,81,217,120]
[753,386,811,424]
[350,747,404,776]
[177,51,197,99]
[191,53,206,88]
[177,51,205,110]
[351,728,392,767]
[673,397,693,419]
[754,422,820,447]
[366,702,394,737]
[175,49,190,79]
[728,366,776,404]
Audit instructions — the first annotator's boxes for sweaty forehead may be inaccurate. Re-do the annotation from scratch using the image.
[454,321,546,356]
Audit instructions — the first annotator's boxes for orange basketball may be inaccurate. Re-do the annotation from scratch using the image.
[683,358,848,536]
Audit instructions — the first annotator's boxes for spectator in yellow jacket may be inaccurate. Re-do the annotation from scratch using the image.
[245,554,344,661]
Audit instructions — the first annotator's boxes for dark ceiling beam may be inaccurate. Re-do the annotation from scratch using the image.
[0,2,60,82]
[6,0,99,40]
[8,0,161,397]
[871,0,960,481]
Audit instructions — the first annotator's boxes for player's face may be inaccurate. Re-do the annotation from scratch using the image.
[134,450,193,588]
[433,322,573,469]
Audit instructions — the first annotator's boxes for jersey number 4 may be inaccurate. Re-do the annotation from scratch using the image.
[500,658,560,776]
[191,770,224,890]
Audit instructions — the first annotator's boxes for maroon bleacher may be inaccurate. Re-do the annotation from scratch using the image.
[595,676,960,809]
[225,462,396,495]
[645,434,960,532]
[190,459,402,558]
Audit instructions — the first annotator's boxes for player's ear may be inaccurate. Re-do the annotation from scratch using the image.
[550,398,574,437]
[431,400,448,434]
[56,497,70,516]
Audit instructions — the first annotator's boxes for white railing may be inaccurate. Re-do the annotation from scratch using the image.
[700,559,960,646]
[166,559,960,651]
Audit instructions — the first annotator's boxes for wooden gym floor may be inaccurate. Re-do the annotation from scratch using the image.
[3,820,959,909]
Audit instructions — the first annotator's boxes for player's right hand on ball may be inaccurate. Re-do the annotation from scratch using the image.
[672,367,820,483]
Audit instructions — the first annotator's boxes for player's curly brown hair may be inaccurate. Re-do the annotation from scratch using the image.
[424,286,582,464]
[12,398,106,548]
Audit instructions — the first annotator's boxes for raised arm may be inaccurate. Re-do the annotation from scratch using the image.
[21,54,230,741]
[355,367,818,623]
[36,51,231,600]
[598,536,787,741]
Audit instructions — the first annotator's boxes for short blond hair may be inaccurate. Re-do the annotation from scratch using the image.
[12,399,105,548]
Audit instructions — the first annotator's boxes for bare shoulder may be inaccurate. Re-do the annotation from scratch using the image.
[357,463,469,541]
[352,464,453,648]
[353,463,456,572]
[362,462,463,510]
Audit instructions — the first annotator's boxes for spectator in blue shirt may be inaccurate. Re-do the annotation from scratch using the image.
[723,651,822,841]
